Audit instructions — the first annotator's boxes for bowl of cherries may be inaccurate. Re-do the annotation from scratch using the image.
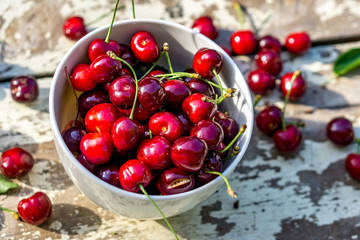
[49,18,253,221]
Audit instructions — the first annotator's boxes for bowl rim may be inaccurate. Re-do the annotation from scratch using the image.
[49,18,254,202]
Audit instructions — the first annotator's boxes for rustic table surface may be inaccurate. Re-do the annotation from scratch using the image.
[1,0,360,239]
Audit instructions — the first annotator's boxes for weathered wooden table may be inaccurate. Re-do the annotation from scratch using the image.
[1,1,360,239]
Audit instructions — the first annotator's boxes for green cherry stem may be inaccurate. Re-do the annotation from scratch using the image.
[281,70,301,130]
[222,146,240,161]
[149,129,153,139]
[253,94,261,109]
[163,43,174,74]
[132,0,136,19]
[104,0,120,43]
[218,124,247,154]
[203,170,237,198]
[355,138,360,154]
[85,5,125,27]
[139,51,167,81]
[0,206,20,220]
[212,68,224,96]
[138,184,179,240]
[233,2,245,29]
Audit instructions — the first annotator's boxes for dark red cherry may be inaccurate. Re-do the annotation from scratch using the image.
[62,119,84,133]
[163,80,191,111]
[326,117,354,146]
[88,39,121,62]
[192,16,219,40]
[285,32,311,55]
[190,120,224,150]
[258,35,282,54]
[193,48,223,79]
[109,75,136,109]
[280,72,307,101]
[17,192,52,226]
[137,136,171,170]
[90,54,122,84]
[70,63,97,92]
[230,30,257,55]
[97,164,121,188]
[197,153,223,185]
[111,117,144,151]
[216,141,228,159]
[170,136,208,172]
[345,153,360,181]
[255,49,283,76]
[273,125,302,153]
[220,45,232,56]
[182,93,218,124]
[131,31,160,63]
[119,43,137,66]
[156,167,195,195]
[61,126,86,155]
[117,102,157,122]
[256,105,282,135]
[213,111,240,143]
[119,159,152,193]
[149,111,184,143]
[76,153,99,174]
[0,147,34,179]
[10,76,39,103]
[175,113,194,135]
[187,78,215,98]
[80,132,114,165]
[85,103,119,133]
[78,89,109,119]
[63,16,87,41]
[247,69,276,95]
[137,77,165,111]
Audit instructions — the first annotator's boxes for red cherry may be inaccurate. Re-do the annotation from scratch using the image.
[97,164,121,188]
[258,35,282,54]
[149,111,184,143]
[190,120,224,150]
[175,113,194,136]
[192,16,219,40]
[273,125,302,153]
[137,77,165,111]
[156,167,195,195]
[76,153,99,174]
[220,45,232,56]
[256,105,282,135]
[90,54,122,84]
[85,103,120,133]
[345,153,360,181]
[117,102,157,122]
[10,76,39,103]
[187,78,215,98]
[255,49,283,76]
[213,111,240,143]
[131,31,160,63]
[163,80,191,111]
[247,69,276,95]
[170,136,208,172]
[182,93,218,124]
[326,117,354,146]
[70,63,97,92]
[285,32,311,55]
[119,159,152,193]
[197,153,223,185]
[0,147,34,179]
[119,43,137,66]
[111,117,144,151]
[146,69,168,83]
[80,132,114,165]
[78,89,109,119]
[63,16,87,41]
[216,141,228,159]
[61,126,86,155]
[17,192,52,225]
[230,30,257,55]
[88,39,121,62]
[192,48,223,79]
[280,72,307,101]
[137,136,172,170]
[109,75,136,109]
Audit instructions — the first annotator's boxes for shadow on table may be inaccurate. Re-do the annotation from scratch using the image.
[0,130,38,153]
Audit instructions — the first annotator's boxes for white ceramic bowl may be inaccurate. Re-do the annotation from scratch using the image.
[49,19,253,220]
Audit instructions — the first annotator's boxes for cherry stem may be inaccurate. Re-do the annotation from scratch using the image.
[355,138,360,154]
[255,13,272,36]
[132,0,136,19]
[149,129,153,139]
[222,146,240,161]
[281,70,301,130]
[0,206,20,220]
[253,95,261,109]
[212,68,224,95]
[138,184,179,240]
[233,2,245,29]
[85,5,125,27]
[104,0,120,43]
[139,52,166,81]
[107,51,138,119]
[163,43,174,74]
[218,124,247,154]
[64,66,80,127]
[204,169,237,198]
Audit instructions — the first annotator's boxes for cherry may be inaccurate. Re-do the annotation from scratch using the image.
[88,39,121,62]
[197,152,223,185]
[285,31,311,55]
[247,69,276,95]
[182,93,218,124]
[163,79,191,111]
[117,102,157,122]
[230,30,257,55]
[62,119,84,133]
[192,16,219,40]
[220,45,232,56]
[0,147,34,179]
[119,43,137,66]
[137,136,171,170]
[109,75,136,109]
[76,153,99,174]
[256,105,282,135]
[63,16,87,41]
[280,72,307,101]
[146,69,168,83]
[90,54,122,84]
[131,31,160,63]
[149,111,184,143]
[61,126,86,155]
[258,35,282,54]
[255,49,283,76]
[111,117,144,151]
[137,77,165,110]
[10,76,39,103]
[187,78,215,98]
[97,164,121,188]
[273,125,302,153]
[192,48,223,79]
[119,159,152,193]
[326,117,354,146]
[216,141,228,159]
[78,89,109,119]
[70,63,97,92]
[85,103,119,133]
[175,113,194,136]
[213,111,240,142]
[17,192,52,225]
[345,139,360,181]
[170,136,208,172]
[190,120,224,150]
[156,167,195,195]
[80,131,114,165]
